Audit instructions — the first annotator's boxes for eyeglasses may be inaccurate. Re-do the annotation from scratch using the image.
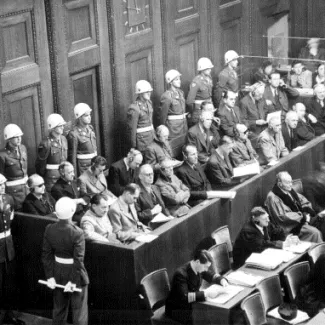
[243,129,249,134]
[144,173,154,177]
[34,183,45,188]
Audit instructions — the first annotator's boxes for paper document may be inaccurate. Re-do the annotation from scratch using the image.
[208,191,236,199]
[226,270,264,287]
[295,88,314,97]
[151,213,173,223]
[207,285,244,304]
[262,248,296,263]
[267,307,310,324]
[292,146,304,151]
[266,110,281,123]
[267,160,279,166]
[233,162,260,178]
[245,252,283,270]
[283,241,312,254]
[135,234,158,243]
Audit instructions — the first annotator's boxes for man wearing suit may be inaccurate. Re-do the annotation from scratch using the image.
[42,197,89,325]
[216,90,242,137]
[165,249,228,324]
[186,110,220,165]
[108,183,149,243]
[23,174,56,216]
[51,162,90,224]
[293,102,315,146]
[107,149,143,197]
[281,111,299,152]
[136,164,171,226]
[307,83,325,135]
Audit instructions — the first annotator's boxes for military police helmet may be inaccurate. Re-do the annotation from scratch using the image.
[0,174,7,185]
[4,124,23,141]
[135,80,153,94]
[197,57,214,71]
[55,197,77,220]
[224,50,240,65]
[47,114,66,130]
[74,103,92,119]
[165,70,181,84]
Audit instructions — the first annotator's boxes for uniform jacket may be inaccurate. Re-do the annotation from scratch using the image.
[288,70,313,88]
[186,124,219,165]
[217,103,242,137]
[126,99,155,152]
[186,74,213,107]
[144,139,173,171]
[157,89,188,139]
[107,159,138,197]
[22,192,56,216]
[307,97,325,136]
[281,122,298,152]
[0,194,15,263]
[256,128,289,165]
[229,138,258,167]
[42,220,89,287]
[233,219,285,269]
[135,183,169,225]
[296,118,315,146]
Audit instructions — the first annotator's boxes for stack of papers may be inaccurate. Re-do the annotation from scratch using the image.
[226,270,264,287]
[150,213,173,223]
[135,234,158,243]
[267,307,310,324]
[245,252,284,270]
[233,162,260,178]
[207,284,244,304]
[262,248,296,263]
[283,241,313,254]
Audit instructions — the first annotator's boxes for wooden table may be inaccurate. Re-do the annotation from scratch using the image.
[306,311,325,325]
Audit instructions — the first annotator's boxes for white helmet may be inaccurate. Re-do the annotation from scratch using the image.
[225,50,240,65]
[165,70,181,84]
[4,124,23,141]
[0,173,7,185]
[197,57,214,71]
[74,103,92,119]
[55,197,77,220]
[135,80,153,94]
[47,114,66,130]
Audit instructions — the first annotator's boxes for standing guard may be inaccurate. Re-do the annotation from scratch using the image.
[0,124,28,211]
[35,114,68,192]
[157,69,188,140]
[126,80,155,153]
[186,57,214,127]
[67,103,97,177]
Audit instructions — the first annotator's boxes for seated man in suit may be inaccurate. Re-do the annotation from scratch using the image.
[155,159,191,217]
[281,111,299,152]
[135,164,172,226]
[107,148,143,196]
[186,109,220,165]
[288,60,313,89]
[79,155,117,201]
[23,174,56,216]
[217,90,242,137]
[265,171,323,243]
[51,161,89,224]
[108,183,149,243]
[165,249,228,325]
[293,102,315,146]
[256,116,289,165]
[233,206,298,268]
[307,83,325,135]
[229,124,259,167]
[80,193,120,243]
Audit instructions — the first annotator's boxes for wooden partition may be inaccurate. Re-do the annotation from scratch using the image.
[15,137,325,324]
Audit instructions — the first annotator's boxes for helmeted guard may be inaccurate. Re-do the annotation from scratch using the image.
[0,124,28,211]
[157,69,188,139]
[35,114,68,192]
[67,103,97,177]
[186,58,214,127]
[126,80,155,152]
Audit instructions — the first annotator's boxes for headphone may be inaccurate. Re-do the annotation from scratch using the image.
[253,218,261,226]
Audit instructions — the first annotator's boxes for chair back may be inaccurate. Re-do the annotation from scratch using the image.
[211,225,233,263]
[208,243,231,275]
[140,268,170,311]
[308,242,325,269]
[283,261,310,301]
[241,292,267,325]
[292,178,303,194]
[256,275,283,311]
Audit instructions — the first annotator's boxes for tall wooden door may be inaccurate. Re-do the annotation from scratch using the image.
[0,0,53,174]
[46,0,114,162]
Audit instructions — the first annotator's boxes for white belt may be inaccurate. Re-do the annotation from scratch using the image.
[167,113,188,120]
[6,176,28,187]
[0,229,11,240]
[55,256,74,264]
[194,99,211,105]
[136,125,154,133]
[46,164,60,170]
[77,152,97,160]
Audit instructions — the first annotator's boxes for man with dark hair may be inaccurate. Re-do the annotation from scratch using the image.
[282,111,299,152]
[288,59,312,88]
[165,249,228,324]
[233,206,297,268]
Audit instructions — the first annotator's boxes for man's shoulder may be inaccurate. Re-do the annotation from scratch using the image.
[110,159,124,170]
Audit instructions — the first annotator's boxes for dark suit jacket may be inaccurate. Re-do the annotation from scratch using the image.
[22,192,56,216]
[296,118,315,146]
[186,124,219,164]
[135,183,169,225]
[233,219,286,269]
[107,159,137,196]
[217,103,242,137]
[281,122,298,152]
[307,98,325,136]
[175,162,211,205]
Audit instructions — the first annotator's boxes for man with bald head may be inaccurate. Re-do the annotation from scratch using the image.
[282,111,298,151]
[257,116,289,165]
[136,164,171,226]
[293,102,315,146]
[307,83,325,135]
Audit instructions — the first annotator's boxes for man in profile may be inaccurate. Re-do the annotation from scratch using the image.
[293,102,315,146]
[282,111,298,152]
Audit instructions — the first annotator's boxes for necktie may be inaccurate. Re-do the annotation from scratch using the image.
[0,196,3,211]
[319,100,324,107]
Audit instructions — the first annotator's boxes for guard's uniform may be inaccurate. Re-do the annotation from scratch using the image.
[0,144,28,210]
[126,99,155,152]
[42,220,89,325]
[67,124,97,177]
[157,89,188,139]
[186,74,213,127]
[35,134,68,192]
